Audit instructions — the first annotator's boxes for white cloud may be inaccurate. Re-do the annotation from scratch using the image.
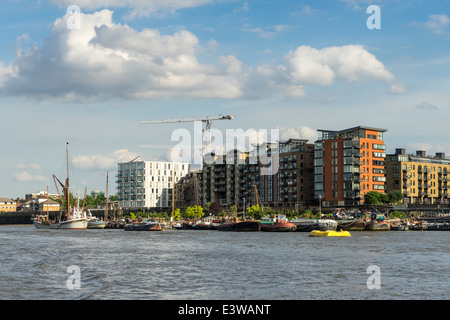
[242,24,293,38]
[389,82,407,94]
[276,126,318,143]
[233,2,249,14]
[49,0,215,19]
[280,45,401,95]
[413,14,450,34]
[15,163,41,171]
[72,149,140,170]
[0,11,401,101]
[0,10,243,101]
[13,171,46,182]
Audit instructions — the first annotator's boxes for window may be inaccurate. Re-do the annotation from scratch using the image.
[373,144,386,150]
[373,152,386,158]
[378,132,383,141]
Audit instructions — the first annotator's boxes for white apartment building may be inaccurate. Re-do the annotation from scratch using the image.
[117,160,190,209]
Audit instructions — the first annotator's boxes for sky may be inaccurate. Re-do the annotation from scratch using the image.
[0,0,449,199]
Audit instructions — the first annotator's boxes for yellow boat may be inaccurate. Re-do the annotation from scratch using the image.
[309,230,351,237]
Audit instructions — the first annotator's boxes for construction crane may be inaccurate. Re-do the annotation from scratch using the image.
[140,114,234,144]
[139,114,234,154]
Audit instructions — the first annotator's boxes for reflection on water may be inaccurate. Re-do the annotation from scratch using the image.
[0,226,448,300]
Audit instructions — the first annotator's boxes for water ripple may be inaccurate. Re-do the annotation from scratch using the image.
[0,226,449,300]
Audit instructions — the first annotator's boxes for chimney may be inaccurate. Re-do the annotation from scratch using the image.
[395,148,405,155]
[416,150,426,157]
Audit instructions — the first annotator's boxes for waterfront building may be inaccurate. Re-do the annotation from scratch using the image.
[314,126,387,206]
[38,198,60,212]
[386,149,450,205]
[198,139,315,211]
[0,198,17,212]
[174,170,201,211]
[117,160,190,209]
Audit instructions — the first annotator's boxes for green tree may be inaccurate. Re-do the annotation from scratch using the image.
[173,208,181,221]
[364,191,383,204]
[388,190,404,204]
[380,193,390,204]
[246,205,265,220]
[183,205,204,219]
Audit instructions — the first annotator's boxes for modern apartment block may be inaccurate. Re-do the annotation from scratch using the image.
[117,160,190,209]
[198,139,315,211]
[314,126,387,206]
[174,170,201,210]
[386,149,450,204]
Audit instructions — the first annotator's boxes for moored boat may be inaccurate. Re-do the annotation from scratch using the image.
[365,220,390,231]
[291,219,338,232]
[124,221,164,231]
[336,219,366,231]
[216,222,237,231]
[87,217,107,229]
[391,224,409,231]
[50,217,88,229]
[260,215,296,232]
[32,215,51,229]
[172,221,186,230]
[46,143,88,230]
[235,220,261,232]
[192,221,211,230]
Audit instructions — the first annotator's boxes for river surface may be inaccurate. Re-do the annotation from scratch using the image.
[0,225,448,300]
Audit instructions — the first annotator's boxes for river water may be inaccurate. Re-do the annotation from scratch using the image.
[0,225,448,300]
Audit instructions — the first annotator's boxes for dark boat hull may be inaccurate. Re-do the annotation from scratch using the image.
[124,223,164,231]
[337,220,366,231]
[365,221,390,231]
[260,222,296,232]
[292,220,338,232]
[235,220,261,232]
[216,222,237,231]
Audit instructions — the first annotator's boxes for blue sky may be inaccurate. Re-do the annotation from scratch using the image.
[0,0,449,198]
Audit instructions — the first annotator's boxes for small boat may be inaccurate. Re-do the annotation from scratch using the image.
[124,221,164,231]
[336,219,366,231]
[309,230,351,237]
[260,215,296,232]
[192,221,211,230]
[86,210,107,229]
[172,222,186,230]
[291,219,338,232]
[87,217,107,229]
[391,224,409,231]
[32,214,51,229]
[365,220,390,231]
